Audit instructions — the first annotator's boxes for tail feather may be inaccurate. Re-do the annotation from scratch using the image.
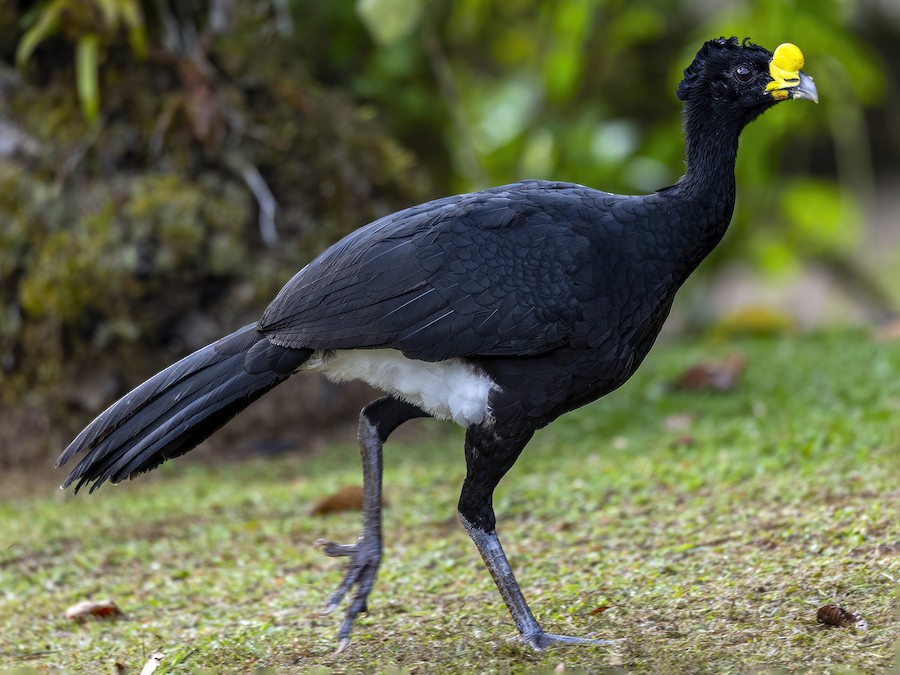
[66,348,256,484]
[57,323,311,493]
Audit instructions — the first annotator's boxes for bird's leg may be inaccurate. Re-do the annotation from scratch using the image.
[459,514,619,649]
[314,397,428,652]
[314,411,382,651]
[459,427,620,650]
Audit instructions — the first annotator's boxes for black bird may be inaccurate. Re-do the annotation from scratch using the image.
[57,38,818,651]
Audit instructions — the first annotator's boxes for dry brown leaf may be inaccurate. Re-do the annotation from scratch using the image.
[310,485,389,516]
[816,604,868,630]
[588,604,611,616]
[675,353,746,392]
[65,599,125,623]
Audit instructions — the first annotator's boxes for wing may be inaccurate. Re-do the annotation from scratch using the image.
[259,180,604,362]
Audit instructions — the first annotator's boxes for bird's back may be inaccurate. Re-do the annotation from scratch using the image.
[259,180,665,356]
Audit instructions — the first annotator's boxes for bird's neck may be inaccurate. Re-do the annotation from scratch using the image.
[651,107,744,286]
[678,104,742,203]
[675,106,744,248]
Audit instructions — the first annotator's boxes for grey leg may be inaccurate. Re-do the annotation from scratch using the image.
[313,397,428,652]
[314,410,384,653]
[458,426,621,650]
[459,514,620,650]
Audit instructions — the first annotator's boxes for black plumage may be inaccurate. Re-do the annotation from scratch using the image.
[57,37,818,650]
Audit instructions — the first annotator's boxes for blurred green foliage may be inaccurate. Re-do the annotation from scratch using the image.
[0,0,894,464]
[16,0,147,121]
[0,1,429,408]
[341,0,885,275]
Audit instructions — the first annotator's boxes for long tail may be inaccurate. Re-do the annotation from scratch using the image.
[56,323,312,493]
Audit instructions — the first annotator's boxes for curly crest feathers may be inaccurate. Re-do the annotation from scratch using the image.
[676,37,768,101]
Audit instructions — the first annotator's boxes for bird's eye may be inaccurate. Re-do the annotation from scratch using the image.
[734,65,753,83]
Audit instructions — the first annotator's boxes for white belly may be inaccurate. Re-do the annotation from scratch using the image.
[310,349,498,427]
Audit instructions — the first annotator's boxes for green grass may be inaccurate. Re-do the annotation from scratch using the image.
[1,331,898,673]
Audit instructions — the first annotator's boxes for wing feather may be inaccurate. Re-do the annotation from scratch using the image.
[259,181,604,361]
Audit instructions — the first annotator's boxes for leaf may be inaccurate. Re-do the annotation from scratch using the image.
[139,653,164,675]
[76,33,101,122]
[65,598,125,622]
[816,604,867,630]
[119,0,148,58]
[15,0,68,68]
[674,353,746,393]
[356,0,424,46]
[310,485,388,515]
[94,0,119,27]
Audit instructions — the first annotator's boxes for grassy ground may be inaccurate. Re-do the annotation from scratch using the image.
[1,331,898,674]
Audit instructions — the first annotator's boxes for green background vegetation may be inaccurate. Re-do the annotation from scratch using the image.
[1,1,897,460]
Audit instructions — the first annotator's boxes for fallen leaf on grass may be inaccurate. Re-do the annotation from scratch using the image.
[816,604,867,630]
[65,599,125,622]
[310,485,389,515]
[589,604,611,616]
[675,353,746,392]
[139,653,164,675]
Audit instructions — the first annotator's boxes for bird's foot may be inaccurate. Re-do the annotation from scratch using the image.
[523,630,624,651]
[313,533,382,652]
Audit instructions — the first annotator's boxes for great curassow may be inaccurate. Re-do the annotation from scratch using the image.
[57,38,818,651]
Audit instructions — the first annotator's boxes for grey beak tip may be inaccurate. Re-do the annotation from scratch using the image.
[795,71,819,104]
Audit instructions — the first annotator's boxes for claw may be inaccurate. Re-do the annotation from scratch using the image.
[313,533,381,650]
[314,404,391,653]
[313,538,357,558]
[526,632,626,650]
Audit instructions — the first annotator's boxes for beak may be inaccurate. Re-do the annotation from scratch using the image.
[766,43,818,104]
[790,71,819,103]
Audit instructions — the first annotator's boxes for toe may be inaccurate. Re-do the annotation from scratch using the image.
[535,632,624,648]
[314,539,358,557]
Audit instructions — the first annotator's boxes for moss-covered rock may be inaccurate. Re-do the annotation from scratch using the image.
[0,4,429,468]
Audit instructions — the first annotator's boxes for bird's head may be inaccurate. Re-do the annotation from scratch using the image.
[676,37,818,126]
